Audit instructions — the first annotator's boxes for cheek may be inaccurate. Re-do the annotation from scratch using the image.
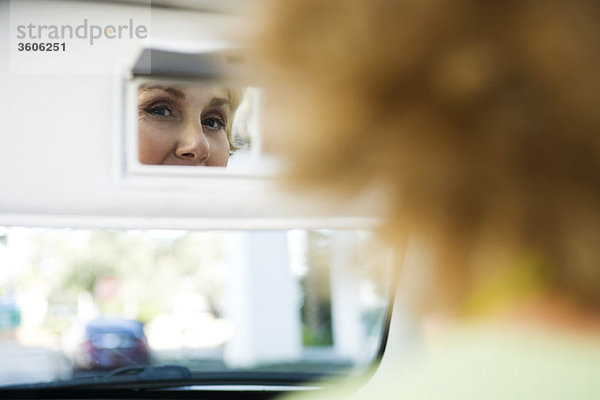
[138,122,174,164]
[207,134,230,166]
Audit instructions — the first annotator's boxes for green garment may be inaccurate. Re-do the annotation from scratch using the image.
[290,326,600,400]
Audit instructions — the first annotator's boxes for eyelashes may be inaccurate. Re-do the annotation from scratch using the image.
[140,101,227,132]
[201,116,226,131]
[144,103,173,118]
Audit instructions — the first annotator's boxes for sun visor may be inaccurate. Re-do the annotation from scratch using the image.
[131,48,247,81]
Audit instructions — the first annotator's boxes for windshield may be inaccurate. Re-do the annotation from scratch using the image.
[0,227,392,387]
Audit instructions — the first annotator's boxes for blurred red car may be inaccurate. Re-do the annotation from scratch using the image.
[73,318,151,373]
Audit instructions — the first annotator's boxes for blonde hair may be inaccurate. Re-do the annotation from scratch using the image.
[226,87,244,153]
[254,0,600,313]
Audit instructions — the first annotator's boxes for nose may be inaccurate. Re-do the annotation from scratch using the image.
[175,124,210,164]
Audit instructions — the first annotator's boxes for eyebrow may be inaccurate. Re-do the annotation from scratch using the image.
[140,85,186,100]
[139,86,232,109]
[208,97,231,109]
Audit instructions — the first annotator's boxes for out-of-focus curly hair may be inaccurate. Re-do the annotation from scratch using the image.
[253,0,600,314]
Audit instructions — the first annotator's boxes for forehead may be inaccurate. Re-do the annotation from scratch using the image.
[139,84,230,105]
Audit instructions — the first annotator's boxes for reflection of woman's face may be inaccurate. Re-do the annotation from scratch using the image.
[138,85,231,166]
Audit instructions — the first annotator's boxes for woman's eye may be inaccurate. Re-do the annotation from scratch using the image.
[145,105,172,117]
[202,117,225,130]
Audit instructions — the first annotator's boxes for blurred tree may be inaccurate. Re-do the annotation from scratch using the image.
[301,231,333,346]
[21,229,226,324]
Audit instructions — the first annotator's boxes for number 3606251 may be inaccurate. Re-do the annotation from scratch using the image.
[17,42,66,51]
